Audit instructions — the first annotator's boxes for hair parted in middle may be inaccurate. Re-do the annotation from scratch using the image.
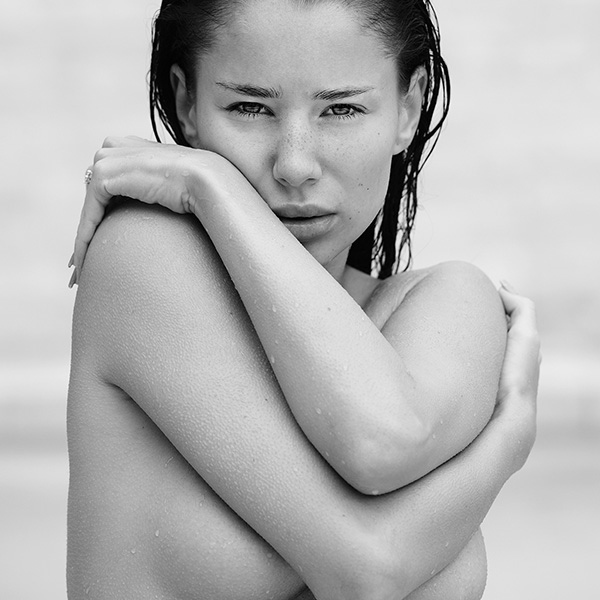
[149,0,450,279]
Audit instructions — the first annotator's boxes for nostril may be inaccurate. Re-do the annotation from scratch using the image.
[272,149,322,188]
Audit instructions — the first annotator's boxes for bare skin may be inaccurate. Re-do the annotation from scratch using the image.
[68,202,538,600]
[67,2,540,597]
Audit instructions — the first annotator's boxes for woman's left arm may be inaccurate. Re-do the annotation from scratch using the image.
[72,137,506,494]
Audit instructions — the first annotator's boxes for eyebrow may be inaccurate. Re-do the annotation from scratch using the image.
[216,82,282,99]
[215,82,374,101]
[314,87,374,101]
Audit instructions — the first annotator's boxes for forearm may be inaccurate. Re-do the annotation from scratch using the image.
[81,206,526,600]
[191,178,429,492]
[71,142,506,494]
[404,529,487,600]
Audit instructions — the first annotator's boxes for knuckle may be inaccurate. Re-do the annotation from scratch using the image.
[93,148,108,164]
[91,159,108,182]
[102,136,120,148]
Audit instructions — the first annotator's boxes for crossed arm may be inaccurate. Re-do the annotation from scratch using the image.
[68,138,539,599]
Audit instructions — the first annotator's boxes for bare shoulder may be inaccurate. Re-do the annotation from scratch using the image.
[71,199,231,381]
[78,198,216,289]
[365,261,501,331]
[366,260,507,379]
[367,261,507,460]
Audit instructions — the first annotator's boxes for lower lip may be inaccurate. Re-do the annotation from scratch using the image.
[278,215,336,240]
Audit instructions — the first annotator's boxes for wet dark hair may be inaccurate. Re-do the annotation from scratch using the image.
[149,0,450,278]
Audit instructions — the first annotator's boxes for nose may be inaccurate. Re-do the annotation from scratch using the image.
[272,121,322,188]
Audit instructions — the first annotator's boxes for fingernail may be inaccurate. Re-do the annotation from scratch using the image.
[68,269,78,289]
[68,253,75,268]
[500,279,517,293]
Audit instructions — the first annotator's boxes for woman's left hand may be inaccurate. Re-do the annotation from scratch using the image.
[70,136,251,286]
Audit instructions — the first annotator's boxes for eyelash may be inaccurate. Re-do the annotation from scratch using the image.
[226,102,365,120]
[323,104,364,120]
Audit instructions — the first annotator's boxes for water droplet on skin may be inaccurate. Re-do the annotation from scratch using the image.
[164,171,170,178]
[131,548,137,555]
[315,408,322,415]
[271,305,277,313]
[269,356,276,365]
[155,530,160,538]
[181,170,190,177]
[371,490,380,496]
[267,552,273,559]
[445,541,449,548]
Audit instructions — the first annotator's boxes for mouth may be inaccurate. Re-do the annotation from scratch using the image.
[273,205,331,220]
[271,204,337,240]
[275,213,336,240]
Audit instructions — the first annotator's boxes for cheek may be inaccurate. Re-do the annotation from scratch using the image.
[346,141,393,205]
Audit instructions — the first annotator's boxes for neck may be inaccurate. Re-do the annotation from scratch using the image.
[323,249,350,285]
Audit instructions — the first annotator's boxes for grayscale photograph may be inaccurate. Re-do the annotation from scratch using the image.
[1,1,598,598]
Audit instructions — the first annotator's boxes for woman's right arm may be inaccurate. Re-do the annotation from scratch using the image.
[72,202,537,600]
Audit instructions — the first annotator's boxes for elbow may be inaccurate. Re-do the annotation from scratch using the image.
[340,416,431,495]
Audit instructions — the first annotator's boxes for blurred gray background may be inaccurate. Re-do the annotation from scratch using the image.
[1,0,598,598]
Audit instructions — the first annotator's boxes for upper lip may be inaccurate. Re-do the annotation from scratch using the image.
[273,205,332,219]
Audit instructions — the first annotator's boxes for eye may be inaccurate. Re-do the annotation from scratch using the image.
[226,102,271,119]
[322,104,365,120]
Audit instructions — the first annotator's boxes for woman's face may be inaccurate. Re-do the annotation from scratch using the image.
[176,0,420,276]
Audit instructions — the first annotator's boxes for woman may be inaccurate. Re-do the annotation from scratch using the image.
[67,1,540,598]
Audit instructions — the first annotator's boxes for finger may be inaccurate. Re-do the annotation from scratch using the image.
[497,287,541,394]
[499,285,538,333]
[71,175,114,283]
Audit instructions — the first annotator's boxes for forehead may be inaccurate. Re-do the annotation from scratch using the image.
[198,0,397,93]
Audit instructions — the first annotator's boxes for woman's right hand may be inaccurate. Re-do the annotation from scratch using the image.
[493,282,540,473]
[70,136,258,286]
